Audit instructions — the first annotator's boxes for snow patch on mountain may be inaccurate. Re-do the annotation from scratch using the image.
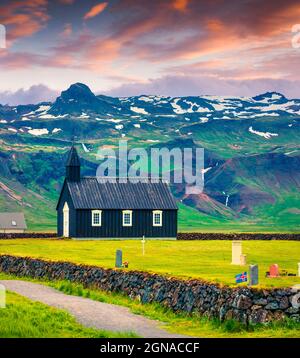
[39,114,68,119]
[210,102,235,111]
[36,105,51,113]
[138,96,154,103]
[130,106,149,115]
[155,114,176,117]
[106,118,122,123]
[250,112,279,118]
[79,113,90,119]
[82,143,90,152]
[248,126,278,139]
[28,128,49,136]
[171,98,211,114]
[171,99,186,114]
[200,117,208,123]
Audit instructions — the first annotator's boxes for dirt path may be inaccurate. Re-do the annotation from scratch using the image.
[0,280,187,338]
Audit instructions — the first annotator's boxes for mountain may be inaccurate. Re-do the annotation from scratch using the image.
[0,83,299,232]
[50,83,127,116]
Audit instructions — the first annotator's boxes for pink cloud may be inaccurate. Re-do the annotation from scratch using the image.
[1,0,300,97]
[0,0,49,43]
[172,0,190,12]
[84,2,108,20]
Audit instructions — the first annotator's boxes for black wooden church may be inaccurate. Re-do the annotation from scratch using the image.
[57,146,178,239]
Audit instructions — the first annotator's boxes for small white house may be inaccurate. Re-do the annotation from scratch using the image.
[0,213,27,233]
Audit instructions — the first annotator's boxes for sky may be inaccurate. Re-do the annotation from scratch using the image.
[0,0,300,104]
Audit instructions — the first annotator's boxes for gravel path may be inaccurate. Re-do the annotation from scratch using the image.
[0,280,187,338]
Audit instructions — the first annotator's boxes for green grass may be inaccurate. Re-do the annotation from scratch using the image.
[178,200,300,233]
[0,239,299,288]
[0,290,138,338]
[0,273,299,338]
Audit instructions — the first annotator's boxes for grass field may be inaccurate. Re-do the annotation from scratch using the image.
[1,273,299,338]
[0,290,137,338]
[177,203,300,233]
[0,239,299,288]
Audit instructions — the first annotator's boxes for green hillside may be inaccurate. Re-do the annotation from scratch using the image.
[0,86,299,232]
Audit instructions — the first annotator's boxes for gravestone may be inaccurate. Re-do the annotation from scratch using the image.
[249,264,259,286]
[240,254,247,265]
[0,284,5,308]
[232,241,242,265]
[269,264,279,278]
[115,250,123,268]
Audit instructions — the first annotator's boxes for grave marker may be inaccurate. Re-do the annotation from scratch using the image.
[249,264,259,286]
[240,254,247,265]
[269,264,279,278]
[232,241,242,265]
[115,249,123,268]
[141,235,146,256]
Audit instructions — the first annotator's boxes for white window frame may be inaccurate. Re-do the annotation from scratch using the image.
[153,210,163,227]
[122,210,132,227]
[92,210,102,227]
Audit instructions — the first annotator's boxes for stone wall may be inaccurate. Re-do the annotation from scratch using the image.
[0,255,299,324]
[177,233,300,241]
[1,233,299,240]
[0,233,57,239]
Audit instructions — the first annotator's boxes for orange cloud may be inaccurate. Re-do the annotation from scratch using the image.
[2,0,300,93]
[0,0,49,43]
[173,0,190,12]
[84,2,108,20]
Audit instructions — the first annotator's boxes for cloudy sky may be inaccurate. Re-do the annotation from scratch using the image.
[0,0,300,104]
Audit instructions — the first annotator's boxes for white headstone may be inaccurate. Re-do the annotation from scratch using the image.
[232,241,242,265]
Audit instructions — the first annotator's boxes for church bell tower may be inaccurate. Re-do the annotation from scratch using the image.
[65,145,81,182]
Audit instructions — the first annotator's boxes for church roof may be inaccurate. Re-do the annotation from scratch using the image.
[66,177,178,210]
